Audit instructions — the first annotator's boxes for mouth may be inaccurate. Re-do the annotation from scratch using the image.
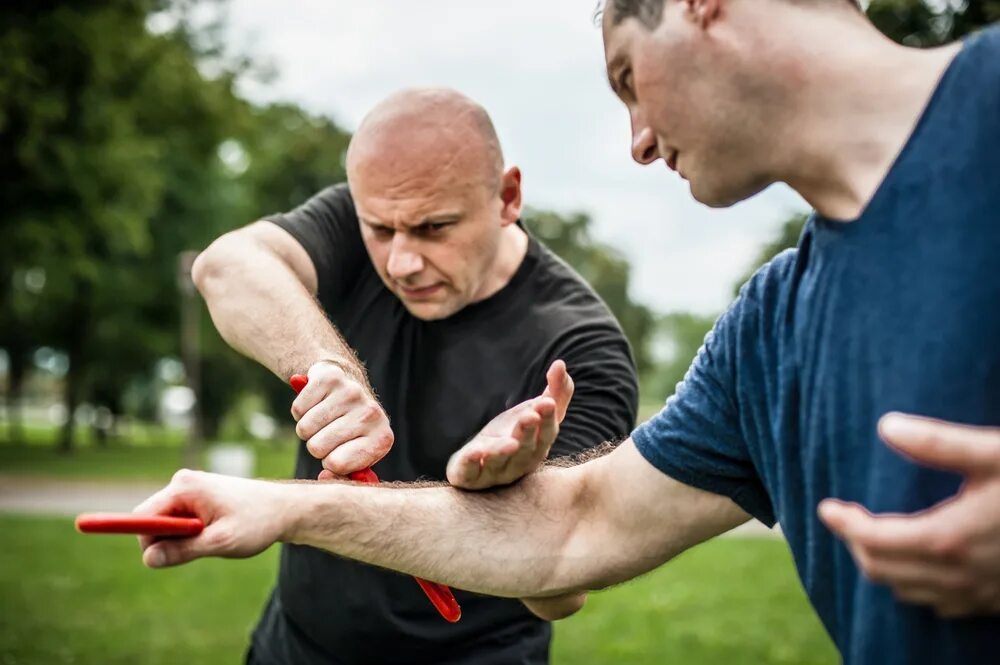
[397,283,444,300]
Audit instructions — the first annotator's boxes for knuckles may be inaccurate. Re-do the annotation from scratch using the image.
[171,468,199,487]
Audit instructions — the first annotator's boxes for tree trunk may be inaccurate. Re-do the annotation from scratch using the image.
[7,365,25,445]
[59,299,89,453]
[59,359,80,453]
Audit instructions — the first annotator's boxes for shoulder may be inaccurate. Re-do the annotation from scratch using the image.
[721,246,799,336]
[296,183,358,223]
[694,246,801,384]
[947,26,1000,117]
[263,183,359,239]
[527,238,628,332]
[966,24,1000,56]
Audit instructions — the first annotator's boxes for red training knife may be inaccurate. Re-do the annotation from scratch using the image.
[290,373,462,623]
[76,513,204,537]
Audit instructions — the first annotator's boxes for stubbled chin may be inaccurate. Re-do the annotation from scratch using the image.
[401,300,455,321]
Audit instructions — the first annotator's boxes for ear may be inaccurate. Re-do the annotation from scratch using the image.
[684,0,722,28]
[498,166,522,227]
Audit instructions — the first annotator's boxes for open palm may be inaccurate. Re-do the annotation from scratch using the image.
[447,360,574,490]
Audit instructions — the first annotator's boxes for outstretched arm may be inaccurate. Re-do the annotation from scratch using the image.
[136,438,750,598]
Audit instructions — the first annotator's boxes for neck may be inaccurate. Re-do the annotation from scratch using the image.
[770,21,962,220]
[472,223,529,302]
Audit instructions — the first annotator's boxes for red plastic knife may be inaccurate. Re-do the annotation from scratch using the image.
[290,373,462,623]
[76,513,204,537]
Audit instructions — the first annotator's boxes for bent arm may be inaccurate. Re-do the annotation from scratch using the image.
[192,221,365,381]
[285,439,750,597]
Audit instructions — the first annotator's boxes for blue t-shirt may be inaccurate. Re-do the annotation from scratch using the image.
[633,26,1000,665]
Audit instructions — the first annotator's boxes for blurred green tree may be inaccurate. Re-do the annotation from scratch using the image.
[868,0,1000,46]
[0,0,252,447]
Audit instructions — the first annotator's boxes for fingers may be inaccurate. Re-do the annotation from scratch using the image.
[290,364,345,421]
[303,402,386,458]
[295,397,351,442]
[879,412,1000,475]
[141,519,237,569]
[320,435,392,476]
[445,451,483,488]
[483,419,540,479]
[290,365,394,475]
[818,499,962,560]
[447,407,542,489]
[818,498,984,616]
[542,360,574,422]
[534,397,559,452]
[450,431,529,488]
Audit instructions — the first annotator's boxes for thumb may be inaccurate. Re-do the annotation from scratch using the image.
[143,535,208,569]
[817,499,866,541]
[879,412,998,475]
[542,360,574,422]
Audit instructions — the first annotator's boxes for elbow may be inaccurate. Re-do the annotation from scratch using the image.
[191,232,246,296]
[189,248,213,294]
[521,592,588,621]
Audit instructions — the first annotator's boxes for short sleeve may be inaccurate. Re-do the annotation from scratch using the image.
[264,184,367,309]
[631,289,776,526]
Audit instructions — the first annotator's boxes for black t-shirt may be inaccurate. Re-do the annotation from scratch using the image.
[251,184,639,665]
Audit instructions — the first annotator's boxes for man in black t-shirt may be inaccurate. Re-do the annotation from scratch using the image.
[192,88,638,664]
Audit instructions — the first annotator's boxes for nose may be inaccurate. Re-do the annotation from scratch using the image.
[630,109,659,165]
[386,232,424,280]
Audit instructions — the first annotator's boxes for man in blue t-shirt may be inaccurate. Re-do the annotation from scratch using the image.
[133,1,999,664]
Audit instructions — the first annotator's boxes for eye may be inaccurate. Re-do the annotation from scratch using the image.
[416,222,452,237]
[371,226,394,239]
[619,68,634,97]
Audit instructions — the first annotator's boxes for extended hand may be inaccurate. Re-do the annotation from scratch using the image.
[292,360,394,478]
[819,413,1000,617]
[446,360,574,490]
[134,470,290,568]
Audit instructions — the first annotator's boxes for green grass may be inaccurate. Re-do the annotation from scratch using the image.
[0,441,297,481]
[0,515,838,665]
[0,420,189,449]
[552,541,838,665]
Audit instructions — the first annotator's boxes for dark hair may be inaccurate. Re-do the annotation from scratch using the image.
[609,0,666,27]
[605,0,861,28]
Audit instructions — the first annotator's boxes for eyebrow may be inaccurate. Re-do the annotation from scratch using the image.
[360,213,462,230]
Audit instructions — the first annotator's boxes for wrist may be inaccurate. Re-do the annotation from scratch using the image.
[274,482,309,545]
[276,481,344,547]
[309,357,370,389]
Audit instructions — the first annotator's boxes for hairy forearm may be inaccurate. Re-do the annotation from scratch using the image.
[280,468,611,598]
[192,231,363,381]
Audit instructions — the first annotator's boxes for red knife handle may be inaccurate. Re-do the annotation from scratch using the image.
[289,373,462,622]
[76,513,204,537]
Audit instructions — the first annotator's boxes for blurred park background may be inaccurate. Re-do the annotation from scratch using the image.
[1,0,996,663]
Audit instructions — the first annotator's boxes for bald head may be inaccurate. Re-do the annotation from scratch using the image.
[346,88,505,195]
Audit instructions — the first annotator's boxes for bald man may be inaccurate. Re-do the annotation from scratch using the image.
[191,88,638,665]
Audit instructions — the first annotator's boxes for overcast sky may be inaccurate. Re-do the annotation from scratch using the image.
[222,0,811,314]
